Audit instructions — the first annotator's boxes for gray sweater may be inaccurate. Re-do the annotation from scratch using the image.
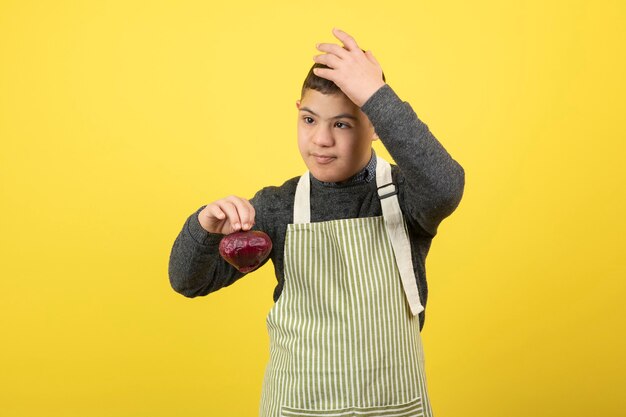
[168,84,465,330]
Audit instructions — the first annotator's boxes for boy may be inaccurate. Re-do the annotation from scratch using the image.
[169,28,465,417]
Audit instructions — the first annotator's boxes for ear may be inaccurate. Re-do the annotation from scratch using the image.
[370,122,379,141]
[296,99,301,109]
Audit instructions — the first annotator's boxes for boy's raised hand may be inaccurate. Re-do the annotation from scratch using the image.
[198,196,256,235]
[313,28,386,108]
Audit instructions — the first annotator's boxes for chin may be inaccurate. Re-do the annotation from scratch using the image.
[307,161,349,183]
[309,169,333,183]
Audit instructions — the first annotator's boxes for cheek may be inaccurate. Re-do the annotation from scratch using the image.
[340,132,364,151]
[296,131,308,154]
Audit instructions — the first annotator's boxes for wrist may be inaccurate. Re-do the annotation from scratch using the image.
[356,81,386,108]
[197,208,210,231]
[189,208,222,245]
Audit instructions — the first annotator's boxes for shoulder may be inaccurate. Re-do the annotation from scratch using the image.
[249,175,299,231]
[389,163,436,237]
[390,163,407,185]
[251,176,299,205]
[250,175,299,219]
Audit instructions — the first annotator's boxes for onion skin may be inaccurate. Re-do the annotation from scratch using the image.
[219,230,273,273]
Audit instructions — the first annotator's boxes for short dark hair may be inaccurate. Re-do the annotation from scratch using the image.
[300,50,386,99]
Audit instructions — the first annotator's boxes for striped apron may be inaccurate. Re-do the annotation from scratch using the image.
[259,157,433,417]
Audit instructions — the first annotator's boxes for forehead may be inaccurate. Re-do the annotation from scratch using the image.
[300,89,362,119]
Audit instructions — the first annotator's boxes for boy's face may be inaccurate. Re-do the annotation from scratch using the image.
[296,89,378,183]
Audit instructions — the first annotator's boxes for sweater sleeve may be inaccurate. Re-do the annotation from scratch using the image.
[167,191,271,298]
[360,84,465,237]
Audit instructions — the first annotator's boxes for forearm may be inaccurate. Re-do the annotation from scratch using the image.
[361,84,465,236]
[168,206,245,297]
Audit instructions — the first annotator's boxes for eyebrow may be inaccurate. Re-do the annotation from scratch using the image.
[299,107,359,121]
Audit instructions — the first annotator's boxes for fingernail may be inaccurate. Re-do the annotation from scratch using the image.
[234,223,240,230]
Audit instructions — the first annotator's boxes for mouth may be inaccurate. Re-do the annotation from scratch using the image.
[312,153,336,164]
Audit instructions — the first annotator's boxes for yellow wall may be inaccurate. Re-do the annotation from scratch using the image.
[1,0,624,415]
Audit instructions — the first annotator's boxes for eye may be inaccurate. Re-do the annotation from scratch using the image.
[303,116,314,124]
[335,121,351,129]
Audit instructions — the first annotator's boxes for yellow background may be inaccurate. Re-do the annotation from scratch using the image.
[1,0,625,415]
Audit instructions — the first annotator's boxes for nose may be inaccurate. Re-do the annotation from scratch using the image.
[312,124,334,147]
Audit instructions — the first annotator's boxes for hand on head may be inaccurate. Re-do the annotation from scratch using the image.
[312,28,386,107]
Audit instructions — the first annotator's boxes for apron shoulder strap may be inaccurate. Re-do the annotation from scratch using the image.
[376,157,425,316]
[293,171,310,224]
